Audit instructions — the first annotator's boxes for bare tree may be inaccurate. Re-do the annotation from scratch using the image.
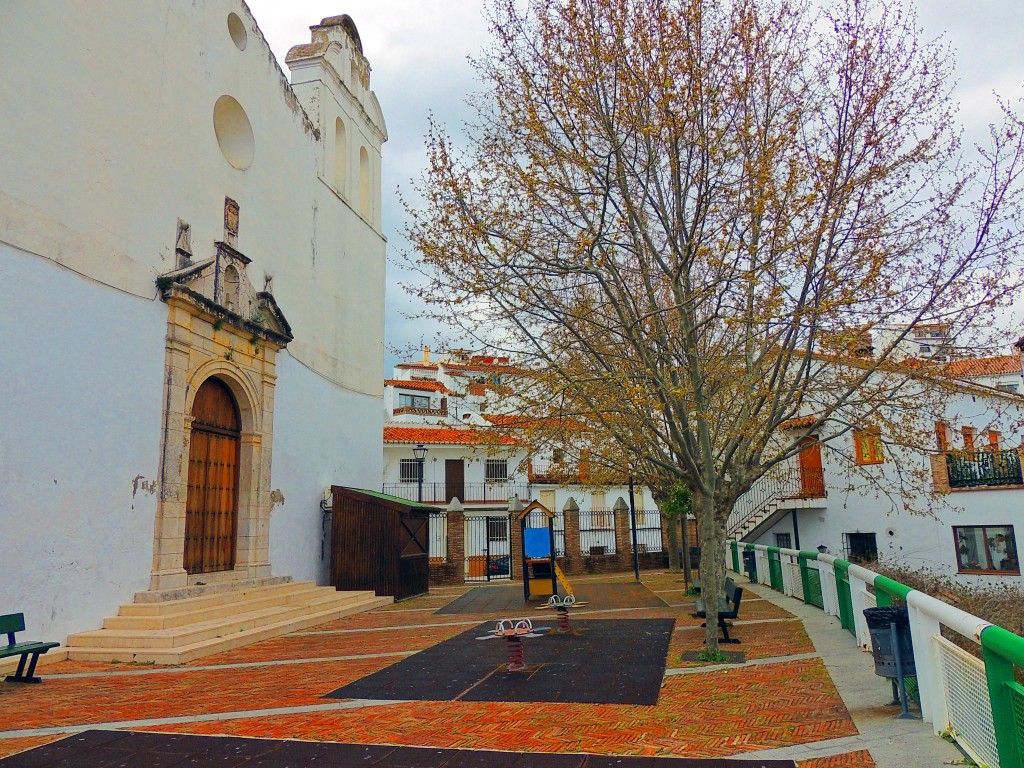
[404,0,1024,650]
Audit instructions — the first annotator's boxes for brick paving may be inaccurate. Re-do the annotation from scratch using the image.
[668,619,814,668]
[0,571,865,765]
[798,750,876,767]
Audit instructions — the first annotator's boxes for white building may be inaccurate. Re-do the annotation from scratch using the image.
[1,4,387,645]
[382,350,665,579]
[732,354,1024,587]
[872,322,958,362]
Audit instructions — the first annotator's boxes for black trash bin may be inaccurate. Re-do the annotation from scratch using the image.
[863,606,915,678]
[741,549,757,583]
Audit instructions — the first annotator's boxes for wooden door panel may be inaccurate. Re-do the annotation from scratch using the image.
[798,437,825,498]
[445,459,465,503]
[185,378,241,575]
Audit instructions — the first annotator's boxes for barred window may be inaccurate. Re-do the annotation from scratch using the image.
[485,458,507,483]
[399,459,420,483]
[487,517,508,541]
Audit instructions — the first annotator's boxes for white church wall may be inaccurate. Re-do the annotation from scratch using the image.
[1,1,387,637]
[0,243,166,641]
[269,353,383,584]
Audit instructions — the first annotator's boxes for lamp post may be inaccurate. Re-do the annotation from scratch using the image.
[413,444,428,503]
[628,472,640,581]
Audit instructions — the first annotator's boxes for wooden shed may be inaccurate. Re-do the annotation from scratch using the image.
[329,486,431,601]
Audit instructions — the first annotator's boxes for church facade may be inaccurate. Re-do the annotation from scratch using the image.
[0,3,386,643]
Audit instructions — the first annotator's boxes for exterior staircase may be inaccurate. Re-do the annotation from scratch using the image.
[728,465,827,541]
[65,579,392,664]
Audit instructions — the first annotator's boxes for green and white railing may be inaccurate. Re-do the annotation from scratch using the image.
[728,540,1024,768]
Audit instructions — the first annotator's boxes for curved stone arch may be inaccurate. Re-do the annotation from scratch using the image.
[184,359,262,435]
[151,305,281,591]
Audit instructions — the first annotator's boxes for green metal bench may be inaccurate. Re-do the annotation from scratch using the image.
[693,578,744,644]
[1,613,60,683]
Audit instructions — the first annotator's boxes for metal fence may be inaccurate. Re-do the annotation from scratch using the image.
[383,482,534,505]
[428,511,447,561]
[728,540,1024,768]
[579,508,617,555]
[946,449,1023,488]
[632,509,664,553]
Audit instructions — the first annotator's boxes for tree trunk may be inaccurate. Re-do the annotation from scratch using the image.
[666,516,681,573]
[696,492,724,653]
[680,514,693,586]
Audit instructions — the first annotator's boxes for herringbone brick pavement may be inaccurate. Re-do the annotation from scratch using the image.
[0,656,399,731]
[139,658,854,758]
[0,571,860,765]
[668,619,813,667]
[798,750,875,767]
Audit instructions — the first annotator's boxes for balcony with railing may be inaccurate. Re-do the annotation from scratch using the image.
[382,481,534,505]
[392,405,449,418]
[945,448,1023,489]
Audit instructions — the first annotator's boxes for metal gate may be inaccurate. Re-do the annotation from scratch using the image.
[465,514,512,582]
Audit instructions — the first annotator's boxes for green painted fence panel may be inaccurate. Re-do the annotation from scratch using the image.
[768,548,784,592]
[804,564,824,608]
[835,568,854,635]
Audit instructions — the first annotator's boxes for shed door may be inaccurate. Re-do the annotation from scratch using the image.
[445,459,465,503]
[184,378,241,574]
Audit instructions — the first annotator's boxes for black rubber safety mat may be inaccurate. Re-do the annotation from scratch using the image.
[435,582,667,615]
[0,730,797,767]
[326,619,674,705]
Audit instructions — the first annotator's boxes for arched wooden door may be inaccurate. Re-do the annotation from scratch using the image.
[184,378,241,574]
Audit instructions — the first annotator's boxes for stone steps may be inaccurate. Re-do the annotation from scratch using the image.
[64,582,392,664]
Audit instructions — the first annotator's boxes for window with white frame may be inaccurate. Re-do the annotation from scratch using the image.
[485,458,508,483]
[954,525,1019,574]
[398,393,431,409]
[399,459,420,483]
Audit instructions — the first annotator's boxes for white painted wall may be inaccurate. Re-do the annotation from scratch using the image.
[749,385,1024,587]
[0,244,166,641]
[0,1,385,398]
[0,2,387,638]
[269,353,383,584]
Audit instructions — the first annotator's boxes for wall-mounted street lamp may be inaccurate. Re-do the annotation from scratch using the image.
[413,444,428,503]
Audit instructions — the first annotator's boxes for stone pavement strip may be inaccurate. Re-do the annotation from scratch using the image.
[0,572,887,767]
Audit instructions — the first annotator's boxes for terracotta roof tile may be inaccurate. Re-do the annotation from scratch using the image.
[384,379,450,393]
[943,355,1021,378]
[778,415,818,430]
[485,414,587,430]
[383,426,516,445]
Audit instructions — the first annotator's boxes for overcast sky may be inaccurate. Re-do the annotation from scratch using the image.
[245,0,1024,370]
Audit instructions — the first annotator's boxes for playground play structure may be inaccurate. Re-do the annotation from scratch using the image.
[517,501,576,601]
[476,618,551,671]
[473,500,595,670]
[541,594,589,634]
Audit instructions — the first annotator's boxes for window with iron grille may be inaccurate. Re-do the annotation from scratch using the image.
[485,458,507,483]
[487,516,508,541]
[399,458,420,483]
[843,532,877,564]
[775,532,792,549]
